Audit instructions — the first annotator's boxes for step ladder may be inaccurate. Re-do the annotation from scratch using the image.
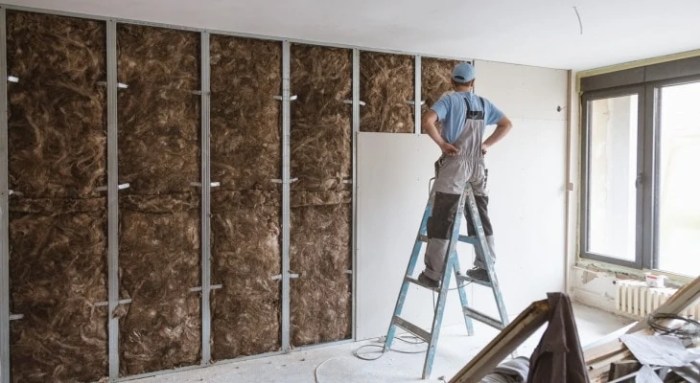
[383,182,509,379]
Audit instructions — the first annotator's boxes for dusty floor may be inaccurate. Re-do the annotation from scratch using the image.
[129,304,632,383]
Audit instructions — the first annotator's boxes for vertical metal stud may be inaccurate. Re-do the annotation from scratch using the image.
[0,8,11,383]
[199,31,212,365]
[281,40,292,352]
[106,19,120,381]
[351,48,360,340]
[414,55,422,135]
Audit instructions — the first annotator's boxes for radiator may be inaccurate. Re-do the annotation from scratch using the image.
[615,280,700,320]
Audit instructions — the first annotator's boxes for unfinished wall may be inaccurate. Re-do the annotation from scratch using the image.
[116,24,201,376]
[421,57,460,134]
[290,44,352,346]
[360,52,415,133]
[6,11,108,382]
[209,36,282,359]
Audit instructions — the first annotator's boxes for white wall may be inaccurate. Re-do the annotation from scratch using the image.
[356,61,569,340]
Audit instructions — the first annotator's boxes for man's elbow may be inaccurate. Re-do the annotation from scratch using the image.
[498,117,513,130]
[423,110,438,126]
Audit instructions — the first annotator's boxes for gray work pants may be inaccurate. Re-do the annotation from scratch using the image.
[423,119,496,281]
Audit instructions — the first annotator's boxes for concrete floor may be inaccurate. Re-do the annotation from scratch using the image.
[131,304,632,383]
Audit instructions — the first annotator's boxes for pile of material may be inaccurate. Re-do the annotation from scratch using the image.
[449,276,700,383]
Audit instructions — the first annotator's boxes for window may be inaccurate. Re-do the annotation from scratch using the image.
[587,94,639,263]
[657,82,700,275]
[580,56,700,276]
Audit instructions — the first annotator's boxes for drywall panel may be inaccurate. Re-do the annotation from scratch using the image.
[6,11,108,382]
[290,44,352,346]
[475,60,567,122]
[466,61,568,318]
[357,133,446,340]
[117,23,201,376]
[360,52,415,133]
[209,35,282,359]
[357,62,568,340]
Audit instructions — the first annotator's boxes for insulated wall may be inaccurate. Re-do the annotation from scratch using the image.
[209,36,282,359]
[116,24,201,375]
[6,11,108,382]
[360,52,415,133]
[290,44,352,346]
[421,57,460,133]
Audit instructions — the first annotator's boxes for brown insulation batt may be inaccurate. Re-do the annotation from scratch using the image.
[210,190,280,358]
[360,51,415,133]
[9,198,108,383]
[290,44,352,204]
[117,24,201,376]
[209,35,282,360]
[421,57,461,134]
[290,204,352,346]
[6,11,107,199]
[289,44,353,346]
[6,11,108,382]
[210,36,281,191]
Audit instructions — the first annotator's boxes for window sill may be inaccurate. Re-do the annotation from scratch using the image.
[574,257,693,288]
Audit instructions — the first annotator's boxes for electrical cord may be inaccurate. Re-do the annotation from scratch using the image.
[647,312,700,339]
[315,335,432,383]
[352,334,428,362]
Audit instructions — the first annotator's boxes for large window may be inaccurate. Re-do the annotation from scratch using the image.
[581,57,700,276]
[657,82,700,275]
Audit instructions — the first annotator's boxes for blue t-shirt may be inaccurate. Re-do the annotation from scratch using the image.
[431,91,504,144]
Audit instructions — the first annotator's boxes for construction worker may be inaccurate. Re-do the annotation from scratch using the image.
[418,62,513,287]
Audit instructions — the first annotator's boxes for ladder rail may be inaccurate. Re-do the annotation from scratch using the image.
[384,194,434,351]
[464,186,509,326]
[422,189,468,378]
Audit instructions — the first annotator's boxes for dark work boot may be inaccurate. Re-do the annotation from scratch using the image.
[418,272,440,289]
[466,267,490,283]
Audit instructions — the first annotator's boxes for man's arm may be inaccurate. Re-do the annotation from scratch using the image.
[482,116,512,154]
[423,110,458,156]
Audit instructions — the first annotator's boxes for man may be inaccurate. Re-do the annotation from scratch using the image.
[418,62,512,287]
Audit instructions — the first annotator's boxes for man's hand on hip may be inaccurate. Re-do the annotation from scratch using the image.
[440,142,459,156]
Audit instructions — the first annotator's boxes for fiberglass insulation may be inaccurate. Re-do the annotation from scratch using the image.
[116,23,201,376]
[421,57,461,134]
[6,11,108,382]
[360,51,415,133]
[290,44,352,346]
[209,35,282,359]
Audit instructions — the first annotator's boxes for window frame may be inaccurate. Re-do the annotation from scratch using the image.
[649,75,700,270]
[580,86,646,268]
[580,56,700,272]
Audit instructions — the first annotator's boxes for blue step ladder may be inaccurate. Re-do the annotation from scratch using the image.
[383,183,510,379]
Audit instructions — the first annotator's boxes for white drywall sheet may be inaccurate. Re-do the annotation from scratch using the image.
[356,61,568,340]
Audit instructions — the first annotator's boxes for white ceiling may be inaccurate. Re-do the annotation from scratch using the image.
[5,0,700,70]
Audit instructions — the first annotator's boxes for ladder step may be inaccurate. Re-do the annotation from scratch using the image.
[392,316,431,342]
[405,276,439,291]
[455,272,493,288]
[419,234,477,245]
[458,235,478,245]
[462,307,505,330]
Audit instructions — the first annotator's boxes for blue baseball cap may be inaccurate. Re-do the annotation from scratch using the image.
[452,62,475,83]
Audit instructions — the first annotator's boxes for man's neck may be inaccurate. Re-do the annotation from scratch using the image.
[454,86,473,92]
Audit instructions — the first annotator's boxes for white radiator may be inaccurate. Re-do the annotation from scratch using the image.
[615,280,700,320]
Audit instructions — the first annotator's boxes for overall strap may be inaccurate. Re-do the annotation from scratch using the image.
[464,95,485,121]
